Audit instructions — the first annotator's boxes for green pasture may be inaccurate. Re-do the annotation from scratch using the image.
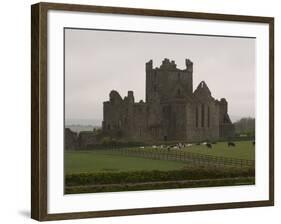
[65,151,187,174]
[65,141,254,174]
[143,141,255,160]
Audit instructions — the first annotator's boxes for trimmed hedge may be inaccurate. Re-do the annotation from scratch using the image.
[65,177,255,194]
[65,167,255,187]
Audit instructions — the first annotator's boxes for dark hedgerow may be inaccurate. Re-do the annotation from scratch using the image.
[65,167,255,187]
[65,177,255,194]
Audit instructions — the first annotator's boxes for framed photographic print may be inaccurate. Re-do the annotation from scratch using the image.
[31,2,274,221]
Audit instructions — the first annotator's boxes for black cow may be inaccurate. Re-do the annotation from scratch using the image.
[206,143,212,149]
[228,142,236,147]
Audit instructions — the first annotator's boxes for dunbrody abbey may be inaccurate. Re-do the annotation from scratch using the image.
[102,58,234,142]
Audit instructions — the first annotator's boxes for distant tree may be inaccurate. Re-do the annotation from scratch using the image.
[234,117,255,137]
[101,137,111,145]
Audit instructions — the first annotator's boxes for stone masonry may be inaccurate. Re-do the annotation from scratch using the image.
[102,58,235,142]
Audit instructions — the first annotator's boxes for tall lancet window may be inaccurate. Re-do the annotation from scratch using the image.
[196,106,199,128]
[201,104,205,127]
[207,106,210,128]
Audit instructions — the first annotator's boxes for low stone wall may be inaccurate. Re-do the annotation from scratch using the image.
[65,128,78,150]
[220,124,235,139]
[65,128,101,150]
[78,131,100,149]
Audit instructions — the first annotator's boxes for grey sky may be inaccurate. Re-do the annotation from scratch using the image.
[65,28,255,125]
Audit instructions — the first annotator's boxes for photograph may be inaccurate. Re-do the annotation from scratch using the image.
[30,2,274,220]
[64,28,256,194]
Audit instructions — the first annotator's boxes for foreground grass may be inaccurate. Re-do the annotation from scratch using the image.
[65,151,187,174]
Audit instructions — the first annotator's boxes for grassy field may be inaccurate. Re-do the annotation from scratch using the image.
[65,151,187,174]
[65,141,255,193]
[167,141,254,160]
[65,141,254,174]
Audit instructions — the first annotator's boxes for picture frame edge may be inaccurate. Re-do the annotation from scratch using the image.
[31,3,48,221]
[34,2,275,23]
[42,200,274,221]
[30,2,275,221]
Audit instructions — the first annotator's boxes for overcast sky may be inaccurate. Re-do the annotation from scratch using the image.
[65,28,255,125]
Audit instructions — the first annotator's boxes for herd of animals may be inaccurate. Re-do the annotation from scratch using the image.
[139,141,255,151]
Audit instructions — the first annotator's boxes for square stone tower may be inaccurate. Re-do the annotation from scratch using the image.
[145,58,193,103]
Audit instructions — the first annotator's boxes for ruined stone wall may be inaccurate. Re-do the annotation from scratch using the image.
[78,131,99,149]
[186,101,220,142]
[127,102,149,140]
[219,124,235,139]
[65,128,78,150]
[103,90,124,132]
[64,128,103,150]
[184,81,220,142]
[218,98,235,138]
[102,59,235,143]
[159,101,187,141]
[103,90,153,141]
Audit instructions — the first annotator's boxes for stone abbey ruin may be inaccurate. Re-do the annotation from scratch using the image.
[102,58,234,142]
[65,58,235,150]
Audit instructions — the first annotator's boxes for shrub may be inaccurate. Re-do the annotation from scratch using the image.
[101,137,111,146]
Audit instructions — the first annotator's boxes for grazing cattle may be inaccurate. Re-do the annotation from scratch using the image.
[186,143,193,147]
[206,143,212,149]
[139,146,145,149]
[228,142,235,147]
[202,142,207,145]
[152,145,157,149]
[252,141,255,146]
[178,143,184,149]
